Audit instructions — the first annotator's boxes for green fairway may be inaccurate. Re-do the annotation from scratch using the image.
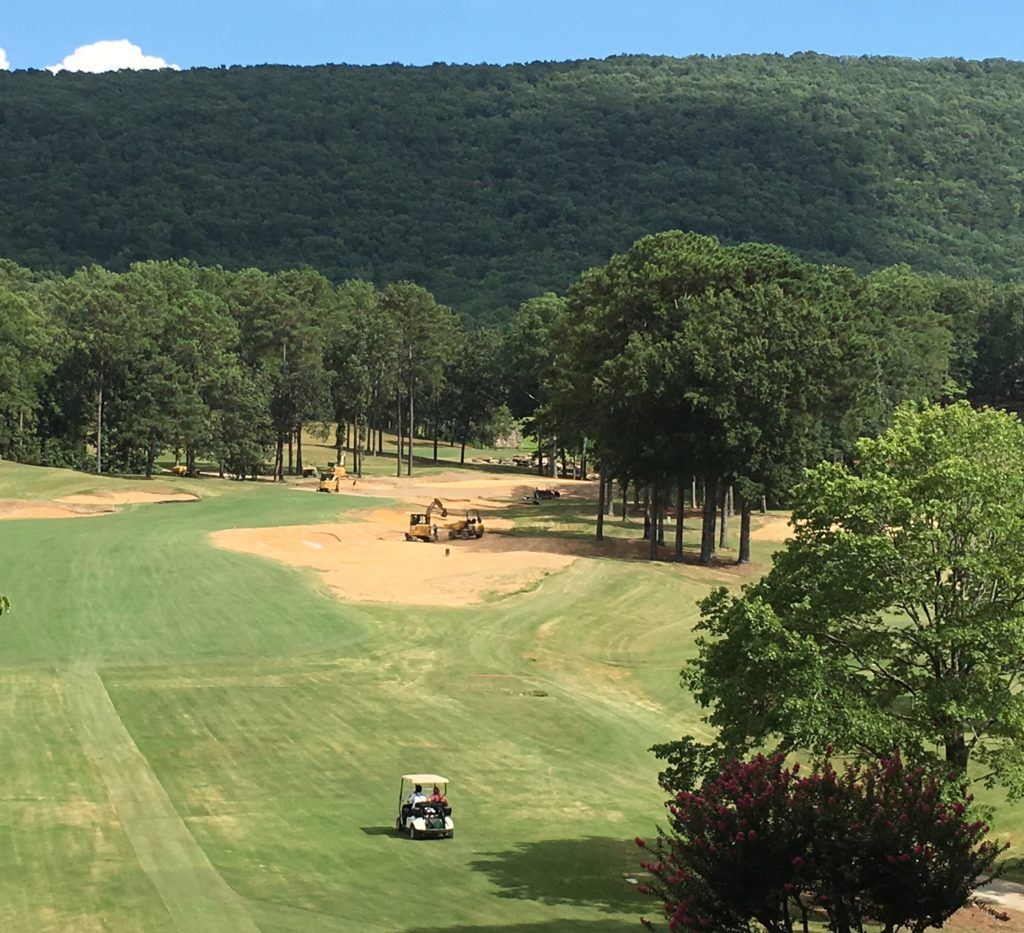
[0,460,1017,931]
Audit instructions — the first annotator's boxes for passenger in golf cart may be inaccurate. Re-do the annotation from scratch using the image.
[397,773,454,839]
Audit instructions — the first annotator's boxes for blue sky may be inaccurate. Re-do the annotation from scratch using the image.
[4,0,1024,72]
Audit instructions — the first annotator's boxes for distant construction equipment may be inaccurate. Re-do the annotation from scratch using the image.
[406,498,485,542]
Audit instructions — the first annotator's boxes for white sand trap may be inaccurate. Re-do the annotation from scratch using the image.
[58,491,199,506]
[211,517,574,607]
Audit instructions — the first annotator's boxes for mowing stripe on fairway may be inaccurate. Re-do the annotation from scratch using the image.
[64,667,260,933]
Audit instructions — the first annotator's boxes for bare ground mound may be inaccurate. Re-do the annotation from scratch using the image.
[0,489,199,521]
[211,514,574,607]
[58,491,199,506]
[299,471,591,510]
[0,498,113,521]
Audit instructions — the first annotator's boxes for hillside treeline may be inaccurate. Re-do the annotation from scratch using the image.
[5,232,1024,563]
[7,55,1024,319]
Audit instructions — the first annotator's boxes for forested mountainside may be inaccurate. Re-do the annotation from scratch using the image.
[4,53,1024,320]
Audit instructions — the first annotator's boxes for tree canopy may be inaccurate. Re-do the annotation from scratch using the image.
[684,401,1024,797]
[8,54,1024,321]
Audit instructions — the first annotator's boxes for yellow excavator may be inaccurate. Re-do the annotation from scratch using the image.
[317,457,348,493]
[407,498,447,541]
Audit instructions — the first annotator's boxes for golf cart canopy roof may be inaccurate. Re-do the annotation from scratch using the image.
[402,773,449,784]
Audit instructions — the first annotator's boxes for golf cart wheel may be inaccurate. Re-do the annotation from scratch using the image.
[460,530,470,540]
[446,830,454,839]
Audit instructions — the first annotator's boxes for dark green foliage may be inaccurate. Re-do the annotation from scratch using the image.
[684,402,1024,797]
[638,753,1005,933]
[7,55,1024,321]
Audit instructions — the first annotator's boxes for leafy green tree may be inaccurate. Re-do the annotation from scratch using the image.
[504,293,568,476]
[442,327,508,464]
[325,280,396,475]
[686,401,1024,797]
[0,269,63,462]
[380,282,457,475]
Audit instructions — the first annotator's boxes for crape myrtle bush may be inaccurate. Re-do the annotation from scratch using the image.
[635,752,1005,933]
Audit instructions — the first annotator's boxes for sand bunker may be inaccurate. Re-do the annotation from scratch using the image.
[0,489,198,521]
[58,491,198,506]
[211,514,575,607]
[749,516,794,542]
[0,498,113,521]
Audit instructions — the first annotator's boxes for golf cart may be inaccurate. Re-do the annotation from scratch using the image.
[397,773,454,840]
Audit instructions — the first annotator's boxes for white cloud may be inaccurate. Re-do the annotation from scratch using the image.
[47,39,179,74]
[0,48,10,71]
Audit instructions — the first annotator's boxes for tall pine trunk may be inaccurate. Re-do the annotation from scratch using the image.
[296,423,303,476]
[96,378,103,474]
[642,487,651,539]
[596,474,606,540]
[407,378,414,476]
[649,482,659,560]
[719,485,729,549]
[675,482,685,561]
[395,390,403,478]
[738,493,752,564]
[700,473,719,565]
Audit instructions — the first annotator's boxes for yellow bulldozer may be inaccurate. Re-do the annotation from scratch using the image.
[317,458,348,493]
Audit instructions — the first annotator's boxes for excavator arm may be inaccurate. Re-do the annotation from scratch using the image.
[424,498,448,521]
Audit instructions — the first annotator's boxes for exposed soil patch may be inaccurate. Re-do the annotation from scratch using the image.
[212,516,574,607]
[947,903,1024,930]
[748,515,793,542]
[301,470,590,511]
[0,489,198,521]
[0,498,113,520]
[58,491,199,506]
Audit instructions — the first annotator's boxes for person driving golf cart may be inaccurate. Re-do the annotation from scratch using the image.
[397,773,454,839]
[428,784,447,805]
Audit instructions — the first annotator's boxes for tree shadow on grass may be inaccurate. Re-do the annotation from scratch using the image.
[467,837,647,914]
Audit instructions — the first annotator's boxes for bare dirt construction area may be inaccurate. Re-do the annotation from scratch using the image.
[211,511,574,607]
[312,469,584,511]
[213,472,590,606]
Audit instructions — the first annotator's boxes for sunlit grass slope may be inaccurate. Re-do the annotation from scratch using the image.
[0,459,1016,930]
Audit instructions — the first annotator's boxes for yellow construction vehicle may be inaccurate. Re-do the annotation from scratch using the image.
[445,509,485,540]
[406,498,448,541]
[317,457,347,493]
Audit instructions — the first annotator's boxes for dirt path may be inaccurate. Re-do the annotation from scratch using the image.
[974,878,1024,913]
[63,668,259,933]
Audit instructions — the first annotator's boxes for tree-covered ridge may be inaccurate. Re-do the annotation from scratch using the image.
[5,53,1024,320]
